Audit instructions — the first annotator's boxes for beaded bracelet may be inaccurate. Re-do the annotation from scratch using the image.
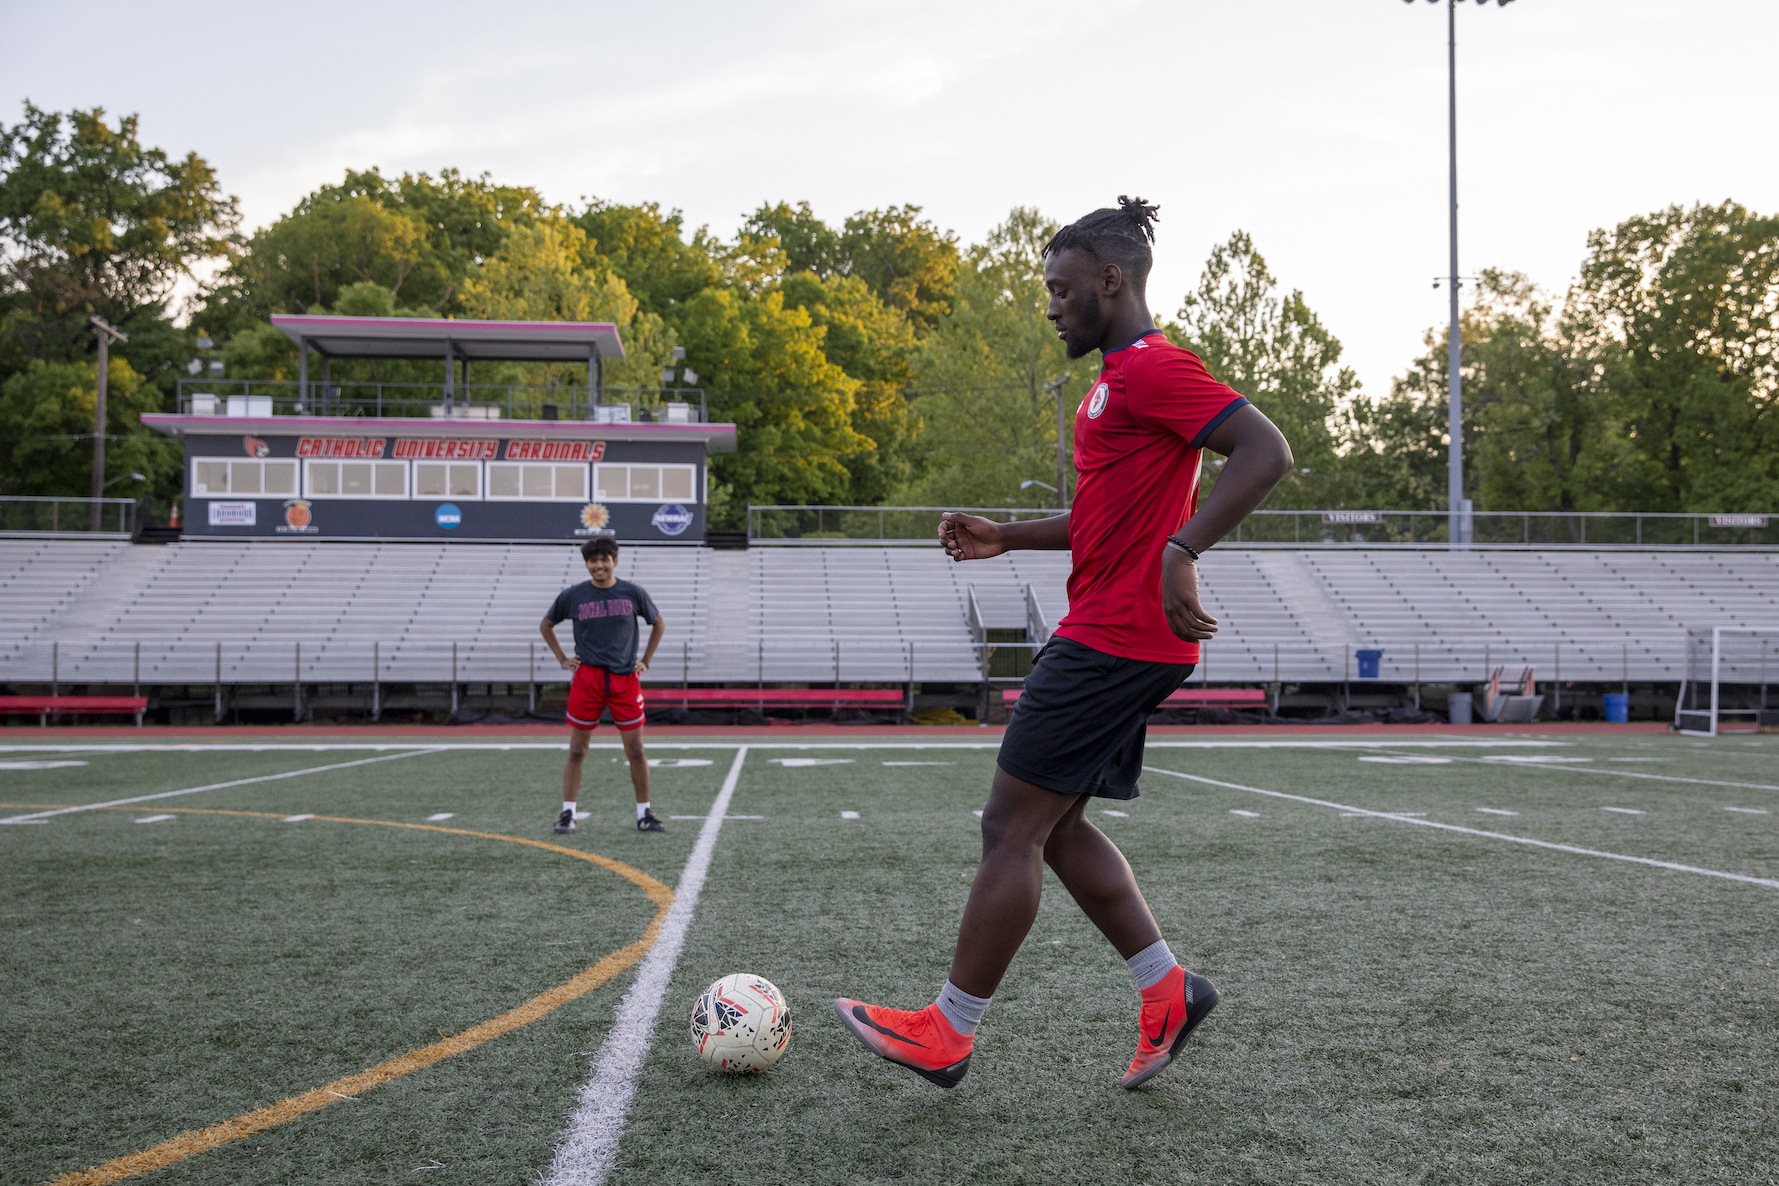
[1165,535,1201,561]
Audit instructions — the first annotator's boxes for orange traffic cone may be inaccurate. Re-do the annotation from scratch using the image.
[170,502,181,529]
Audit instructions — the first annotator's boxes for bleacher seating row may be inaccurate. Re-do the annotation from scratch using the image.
[0,539,1774,686]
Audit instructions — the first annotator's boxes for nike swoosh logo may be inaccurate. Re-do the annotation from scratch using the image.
[852,1006,929,1048]
[1147,1005,1171,1048]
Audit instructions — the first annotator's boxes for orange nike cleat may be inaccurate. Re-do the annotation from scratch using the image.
[833,998,974,1089]
[1120,966,1220,1089]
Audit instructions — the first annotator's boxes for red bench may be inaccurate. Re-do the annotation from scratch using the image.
[644,688,905,708]
[1002,688,1266,706]
[0,695,148,727]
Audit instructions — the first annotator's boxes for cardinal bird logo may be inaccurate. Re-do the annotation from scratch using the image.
[243,435,270,458]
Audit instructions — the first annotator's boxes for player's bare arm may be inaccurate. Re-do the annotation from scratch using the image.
[636,613,666,676]
[938,510,1071,561]
[1158,404,1293,643]
[539,616,579,671]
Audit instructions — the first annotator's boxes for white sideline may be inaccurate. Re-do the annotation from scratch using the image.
[0,749,443,823]
[0,738,1565,754]
[546,746,750,1186]
[1144,766,1779,890]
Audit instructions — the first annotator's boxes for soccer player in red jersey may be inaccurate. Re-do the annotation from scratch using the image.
[836,197,1293,1089]
[540,537,667,835]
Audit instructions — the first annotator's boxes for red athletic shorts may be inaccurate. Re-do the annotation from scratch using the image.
[566,664,646,732]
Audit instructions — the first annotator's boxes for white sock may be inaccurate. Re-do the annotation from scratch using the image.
[934,980,991,1037]
[562,800,576,815]
[1127,939,1180,992]
[636,801,650,820]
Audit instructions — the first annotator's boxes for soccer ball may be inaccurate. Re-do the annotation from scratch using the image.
[689,973,793,1073]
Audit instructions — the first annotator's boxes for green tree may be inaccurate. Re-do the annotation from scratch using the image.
[838,206,959,336]
[0,102,237,383]
[674,286,870,519]
[744,201,840,278]
[899,208,1088,508]
[1572,200,1778,511]
[1170,231,1357,508]
[0,356,176,498]
[779,271,920,504]
[1347,270,1632,513]
[459,219,672,390]
[574,200,724,317]
[205,168,550,332]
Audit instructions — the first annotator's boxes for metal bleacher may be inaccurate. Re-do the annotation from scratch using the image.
[0,538,1775,688]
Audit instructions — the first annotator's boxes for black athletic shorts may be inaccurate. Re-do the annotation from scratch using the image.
[996,636,1194,800]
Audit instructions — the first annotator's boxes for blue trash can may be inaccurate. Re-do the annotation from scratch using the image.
[1448,691,1473,725]
[1355,649,1382,679]
[1603,693,1629,723]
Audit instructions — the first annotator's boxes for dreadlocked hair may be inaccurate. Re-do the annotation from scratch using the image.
[1042,195,1160,290]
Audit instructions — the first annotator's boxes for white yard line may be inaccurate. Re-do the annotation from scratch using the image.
[1405,751,1779,795]
[546,746,750,1186]
[0,750,443,824]
[1143,766,1779,890]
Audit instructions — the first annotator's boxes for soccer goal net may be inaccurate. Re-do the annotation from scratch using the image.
[1675,626,1779,736]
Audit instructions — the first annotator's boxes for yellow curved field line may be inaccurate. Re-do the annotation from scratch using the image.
[1,805,673,1186]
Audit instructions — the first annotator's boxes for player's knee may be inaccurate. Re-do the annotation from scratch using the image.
[978,805,1044,856]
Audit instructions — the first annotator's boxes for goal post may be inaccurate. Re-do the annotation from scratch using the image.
[1675,626,1779,736]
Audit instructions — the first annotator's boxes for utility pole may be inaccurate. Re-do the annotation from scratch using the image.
[89,316,129,531]
[1043,372,1072,510]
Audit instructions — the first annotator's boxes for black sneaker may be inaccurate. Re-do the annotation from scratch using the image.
[553,809,576,835]
[637,810,666,833]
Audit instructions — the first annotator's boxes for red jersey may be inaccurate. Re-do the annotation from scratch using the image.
[1053,330,1248,664]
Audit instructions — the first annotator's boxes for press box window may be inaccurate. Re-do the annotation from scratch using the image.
[190,459,297,497]
[485,463,587,501]
[304,459,408,499]
[594,464,696,502]
[413,462,482,499]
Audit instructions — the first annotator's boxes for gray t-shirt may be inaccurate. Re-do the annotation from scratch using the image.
[546,579,659,673]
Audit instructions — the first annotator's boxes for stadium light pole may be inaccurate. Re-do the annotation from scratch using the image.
[1409,0,1512,548]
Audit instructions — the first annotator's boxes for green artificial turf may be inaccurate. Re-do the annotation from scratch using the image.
[4,734,1778,1184]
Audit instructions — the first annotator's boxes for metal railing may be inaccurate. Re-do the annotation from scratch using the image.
[0,496,137,537]
[175,379,709,425]
[751,505,1060,542]
[1,635,1753,724]
[747,506,1778,549]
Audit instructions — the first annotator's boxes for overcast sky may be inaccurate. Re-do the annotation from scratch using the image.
[5,0,1774,397]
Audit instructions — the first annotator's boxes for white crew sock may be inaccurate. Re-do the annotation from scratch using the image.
[934,980,991,1037]
[1126,939,1180,992]
[562,800,576,815]
[636,801,650,821]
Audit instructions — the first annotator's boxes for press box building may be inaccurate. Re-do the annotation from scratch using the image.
[144,315,736,543]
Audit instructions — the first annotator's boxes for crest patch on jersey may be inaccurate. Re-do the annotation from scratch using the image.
[1087,383,1110,419]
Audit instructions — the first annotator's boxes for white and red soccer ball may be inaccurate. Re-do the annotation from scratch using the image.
[689,973,793,1073]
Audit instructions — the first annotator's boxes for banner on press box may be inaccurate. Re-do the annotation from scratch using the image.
[208,502,256,526]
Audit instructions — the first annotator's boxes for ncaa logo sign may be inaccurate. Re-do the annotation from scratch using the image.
[435,503,462,529]
[1087,382,1110,419]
